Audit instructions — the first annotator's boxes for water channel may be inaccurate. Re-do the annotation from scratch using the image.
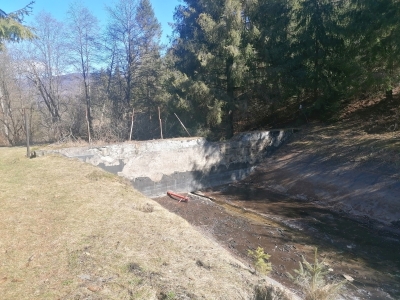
[154,179,400,299]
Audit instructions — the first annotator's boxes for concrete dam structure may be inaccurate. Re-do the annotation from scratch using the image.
[55,130,292,198]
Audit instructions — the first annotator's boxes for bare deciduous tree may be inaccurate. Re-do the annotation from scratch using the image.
[0,48,28,145]
[23,12,67,139]
[105,0,143,135]
[67,2,100,142]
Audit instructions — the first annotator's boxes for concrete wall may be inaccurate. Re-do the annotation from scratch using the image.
[54,130,292,197]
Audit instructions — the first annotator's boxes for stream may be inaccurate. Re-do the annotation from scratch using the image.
[154,181,400,299]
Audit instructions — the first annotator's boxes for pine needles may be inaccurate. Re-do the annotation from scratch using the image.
[248,247,272,274]
[288,248,345,300]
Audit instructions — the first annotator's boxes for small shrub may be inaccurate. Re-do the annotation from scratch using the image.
[288,248,345,300]
[248,247,272,274]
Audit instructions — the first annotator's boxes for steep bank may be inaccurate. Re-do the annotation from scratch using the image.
[255,122,400,227]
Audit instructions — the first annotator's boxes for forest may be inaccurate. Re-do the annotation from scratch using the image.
[0,0,399,145]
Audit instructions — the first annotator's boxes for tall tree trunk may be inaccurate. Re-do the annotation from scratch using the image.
[226,56,235,138]
[82,66,93,141]
[313,0,320,103]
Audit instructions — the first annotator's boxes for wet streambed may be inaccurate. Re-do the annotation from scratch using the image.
[154,182,400,299]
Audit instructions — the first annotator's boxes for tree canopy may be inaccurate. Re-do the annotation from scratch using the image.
[2,0,400,145]
[171,0,400,134]
[0,2,35,50]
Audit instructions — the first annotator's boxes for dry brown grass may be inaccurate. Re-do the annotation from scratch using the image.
[0,147,295,300]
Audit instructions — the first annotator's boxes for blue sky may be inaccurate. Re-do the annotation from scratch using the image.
[2,0,181,45]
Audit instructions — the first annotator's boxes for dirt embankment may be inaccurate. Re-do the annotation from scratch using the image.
[257,90,400,226]
[259,122,400,227]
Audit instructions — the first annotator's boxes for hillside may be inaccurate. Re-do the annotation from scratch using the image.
[259,92,400,225]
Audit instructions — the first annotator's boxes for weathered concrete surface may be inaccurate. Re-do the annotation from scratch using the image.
[54,130,292,198]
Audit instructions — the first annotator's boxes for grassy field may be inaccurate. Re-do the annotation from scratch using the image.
[0,147,292,300]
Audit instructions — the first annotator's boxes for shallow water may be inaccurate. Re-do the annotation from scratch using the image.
[154,182,400,299]
[205,183,400,299]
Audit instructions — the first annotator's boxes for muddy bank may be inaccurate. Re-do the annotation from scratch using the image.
[154,182,400,299]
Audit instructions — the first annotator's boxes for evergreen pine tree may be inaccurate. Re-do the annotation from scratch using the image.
[0,2,35,50]
[134,0,162,109]
[292,0,348,114]
[172,0,251,138]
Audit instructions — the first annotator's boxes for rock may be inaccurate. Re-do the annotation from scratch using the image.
[87,285,101,292]
[343,274,354,282]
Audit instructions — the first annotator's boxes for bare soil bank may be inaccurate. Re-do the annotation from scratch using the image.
[256,124,400,227]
